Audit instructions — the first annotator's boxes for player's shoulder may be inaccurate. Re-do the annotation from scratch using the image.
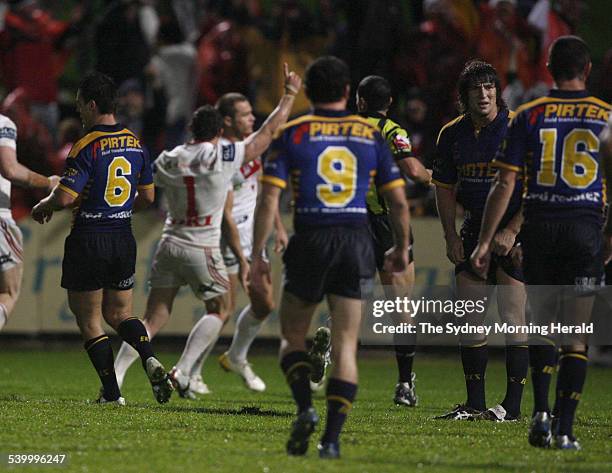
[67,126,138,159]
[436,114,465,144]
[0,114,17,144]
[0,114,17,131]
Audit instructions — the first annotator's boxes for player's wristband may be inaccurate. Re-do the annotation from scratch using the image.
[284,85,299,96]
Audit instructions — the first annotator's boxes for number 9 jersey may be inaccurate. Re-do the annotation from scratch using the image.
[58,124,153,232]
[261,109,404,231]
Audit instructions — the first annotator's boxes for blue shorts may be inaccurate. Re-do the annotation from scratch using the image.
[283,225,375,303]
[61,231,136,291]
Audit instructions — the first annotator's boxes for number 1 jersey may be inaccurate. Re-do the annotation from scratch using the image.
[58,124,153,233]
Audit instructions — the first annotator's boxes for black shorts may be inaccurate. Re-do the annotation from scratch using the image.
[368,213,414,272]
[522,220,603,287]
[61,231,137,291]
[283,225,376,302]
[455,228,524,283]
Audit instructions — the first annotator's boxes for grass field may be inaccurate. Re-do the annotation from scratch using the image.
[1,348,611,473]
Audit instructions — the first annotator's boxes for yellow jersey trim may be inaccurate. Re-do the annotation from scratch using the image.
[431,178,455,189]
[137,183,154,190]
[58,184,79,198]
[68,128,138,158]
[492,160,521,172]
[378,178,405,193]
[260,175,287,189]
[436,115,465,145]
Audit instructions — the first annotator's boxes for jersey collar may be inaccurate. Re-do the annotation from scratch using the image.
[88,123,124,133]
[312,108,351,117]
[548,89,590,99]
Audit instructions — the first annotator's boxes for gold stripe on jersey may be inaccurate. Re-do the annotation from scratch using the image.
[137,183,154,190]
[436,115,465,145]
[378,178,405,193]
[514,96,611,118]
[491,160,521,173]
[431,178,455,189]
[260,175,287,189]
[273,114,379,139]
[57,183,79,198]
[68,128,139,158]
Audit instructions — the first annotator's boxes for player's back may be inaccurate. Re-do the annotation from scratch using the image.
[58,124,152,233]
[500,90,611,224]
[154,140,243,246]
[262,110,402,231]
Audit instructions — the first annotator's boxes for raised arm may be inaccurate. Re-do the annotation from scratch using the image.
[243,64,302,163]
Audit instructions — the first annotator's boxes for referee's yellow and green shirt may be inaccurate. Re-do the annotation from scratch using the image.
[362,113,414,215]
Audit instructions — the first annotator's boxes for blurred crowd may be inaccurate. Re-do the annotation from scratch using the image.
[0,0,609,220]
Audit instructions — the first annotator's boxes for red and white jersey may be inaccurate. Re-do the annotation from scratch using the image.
[0,114,15,217]
[229,154,260,220]
[154,139,245,247]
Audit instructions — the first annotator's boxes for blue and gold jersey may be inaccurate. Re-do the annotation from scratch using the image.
[58,123,153,232]
[433,108,522,230]
[261,109,404,231]
[494,90,611,224]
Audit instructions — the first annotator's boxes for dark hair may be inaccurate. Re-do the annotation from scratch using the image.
[548,36,590,82]
[357,75,392,112]
[304,56,350,104]
[457,60,504,113]
[78,72,118,114]
[190,105,223,141]
[215,93,249,120]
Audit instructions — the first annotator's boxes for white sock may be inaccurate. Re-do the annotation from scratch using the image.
[175,314,223,374]
[114,324,152,388]
[114,342,140,388]
[0,303,7,331]
[189,341,215,377]
[226,305,265,363]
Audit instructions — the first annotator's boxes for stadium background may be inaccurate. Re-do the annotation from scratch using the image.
[0,0,610,340]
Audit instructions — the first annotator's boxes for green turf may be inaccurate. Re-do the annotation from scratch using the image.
[1,349,611,472]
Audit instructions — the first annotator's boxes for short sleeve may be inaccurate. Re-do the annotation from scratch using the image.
[385,124,414,161]
[58,146,94,198]
[432,126,458,188]
[137,148,154,189]
[221,141,246,173]
[374,133,404,193]
[260,132,289,189]
[0,117,17,149]
[492,112,525,173]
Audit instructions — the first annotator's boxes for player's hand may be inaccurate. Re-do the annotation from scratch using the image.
[604,232,612,265]
[250,254,271,293]
[48,175,61,192]
[445,233,465,264]
[31,200,53,224]
[509,244,523,267]
[491,228,517,256]
[383,246,409,274]
[283,63,302,96]
[470,243,491,279]
[238,258,250,291]
[274,226,288,253]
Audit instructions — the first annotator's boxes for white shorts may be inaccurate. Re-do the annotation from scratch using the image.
[0,217,23,271]
[149,238,230,301]
[221,212,254,274]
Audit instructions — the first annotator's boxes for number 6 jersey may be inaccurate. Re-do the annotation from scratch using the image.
[261,109,404,231]
[58,124,153,232]
[494,90,611,224]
